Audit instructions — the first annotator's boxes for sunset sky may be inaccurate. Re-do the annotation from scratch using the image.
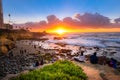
[2,0,120,32]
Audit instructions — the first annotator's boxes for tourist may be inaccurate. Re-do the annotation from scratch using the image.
[74,51,85,62]
[111,58,117,69]
[20,49,21,54]
[39,58,44,65]
[35,60,39,67]
[34,45,36,49]
[24,49,26,53]
[108,58,117,69]
[78,51,85,62]
[9,51,13,57]
[90,52,98,64]
[52,58,55,63]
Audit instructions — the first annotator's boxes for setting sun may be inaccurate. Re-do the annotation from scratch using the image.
[55,29,66,35]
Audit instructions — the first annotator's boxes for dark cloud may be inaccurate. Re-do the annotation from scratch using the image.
[75,13,110,26]
[114,18,120,23]
[24,22,37,27]
[47,15,61,25]
[63,17,80,26]
[38,20,47,27]
[13,21,47,29]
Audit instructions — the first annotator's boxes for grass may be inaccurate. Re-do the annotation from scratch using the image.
[11,60,87,80]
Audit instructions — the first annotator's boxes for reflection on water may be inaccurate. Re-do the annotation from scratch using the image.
[46,32,120,48]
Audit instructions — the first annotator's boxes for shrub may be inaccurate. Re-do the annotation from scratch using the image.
[0,46,8,55]
[11,60,87,80]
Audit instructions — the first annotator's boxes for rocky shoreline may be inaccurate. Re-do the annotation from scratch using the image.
[0,53,42,78]
[0,40,120,79]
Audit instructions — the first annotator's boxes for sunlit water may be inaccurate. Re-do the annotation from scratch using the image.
[45,32,120,48]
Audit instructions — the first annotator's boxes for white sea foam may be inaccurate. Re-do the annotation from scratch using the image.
[46,33,120,48]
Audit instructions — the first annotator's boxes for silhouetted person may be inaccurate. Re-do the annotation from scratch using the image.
[24,49,26,53]
[35,60,39,66]
[40,57,44,65]
[90,52,98,64]
[9,51,13,59]
[34,45,36,49]
[108,58,117,69]
[74,51,85,62]
[79,51,85,62]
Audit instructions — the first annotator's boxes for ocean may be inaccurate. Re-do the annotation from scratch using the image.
[47,32,120,48]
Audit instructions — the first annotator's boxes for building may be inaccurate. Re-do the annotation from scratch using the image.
[0,0,4,28]
[4,24,13,29]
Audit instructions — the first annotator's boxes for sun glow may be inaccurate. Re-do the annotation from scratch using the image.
[55,29,66,35]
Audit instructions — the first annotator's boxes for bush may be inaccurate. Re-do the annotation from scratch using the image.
[0,46,8,55]
[11,60,87,80]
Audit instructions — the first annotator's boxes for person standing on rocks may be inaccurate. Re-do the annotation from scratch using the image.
[90,52,98,64]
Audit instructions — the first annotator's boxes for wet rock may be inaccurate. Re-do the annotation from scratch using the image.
[55,43,67,47]
[54,37,63,40]
[59,49,72,53]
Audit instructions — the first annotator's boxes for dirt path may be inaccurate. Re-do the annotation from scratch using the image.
[73,61,120,80]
